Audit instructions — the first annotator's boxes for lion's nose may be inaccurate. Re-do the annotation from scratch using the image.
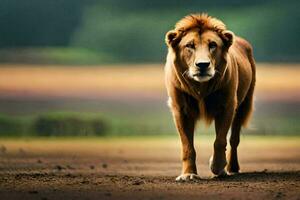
[195,61,210,69]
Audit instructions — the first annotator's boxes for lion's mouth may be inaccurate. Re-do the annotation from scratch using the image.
[193,72,213,77]
[187,70,215,82]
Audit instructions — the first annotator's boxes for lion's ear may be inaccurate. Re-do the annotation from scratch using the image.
[222,30,235,48]
[165,30,182,48]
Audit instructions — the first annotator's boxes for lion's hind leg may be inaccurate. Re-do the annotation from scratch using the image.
[227,85,254,174]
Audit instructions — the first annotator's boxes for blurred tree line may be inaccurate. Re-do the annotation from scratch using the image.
[0,0,299,64]
[0,113,108,137]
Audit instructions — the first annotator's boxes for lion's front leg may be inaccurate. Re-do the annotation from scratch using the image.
[169,90,200,181]
[210,104,235,177]
[173,109,199,181]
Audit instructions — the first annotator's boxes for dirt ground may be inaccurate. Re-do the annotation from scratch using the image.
[0,136,299,200]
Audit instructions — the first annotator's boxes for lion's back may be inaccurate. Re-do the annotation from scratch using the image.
[230,36,256,126]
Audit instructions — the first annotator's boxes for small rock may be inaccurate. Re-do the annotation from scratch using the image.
[54,165,65,171]
[275,192,285,198]
[131,180,144,185]
[37,159,43,163]
[102,163,108,169]
[90,165,95,169]
[96,181,102,185]
[80,180,89,184]
[262,169,268,173]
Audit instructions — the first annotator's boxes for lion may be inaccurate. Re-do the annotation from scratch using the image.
[164,13,256,181]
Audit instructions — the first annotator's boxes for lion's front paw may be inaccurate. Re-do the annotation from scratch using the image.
[209,155,227,177]
[175,173,201,182]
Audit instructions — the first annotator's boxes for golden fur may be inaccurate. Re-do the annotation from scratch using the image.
[165,14,256,180]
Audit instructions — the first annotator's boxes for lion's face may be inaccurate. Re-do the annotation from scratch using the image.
[166,28,234,83]
[178,29,225,82]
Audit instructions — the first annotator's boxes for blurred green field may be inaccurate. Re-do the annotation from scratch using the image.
[1,0,300,64]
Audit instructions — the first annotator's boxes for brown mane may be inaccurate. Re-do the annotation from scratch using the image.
[175,13,227,35]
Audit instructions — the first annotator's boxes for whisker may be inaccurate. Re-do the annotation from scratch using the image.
[182,69,189,77]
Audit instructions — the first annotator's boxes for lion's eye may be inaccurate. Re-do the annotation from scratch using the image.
[209,41,217,50]
[185,42,195,49]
